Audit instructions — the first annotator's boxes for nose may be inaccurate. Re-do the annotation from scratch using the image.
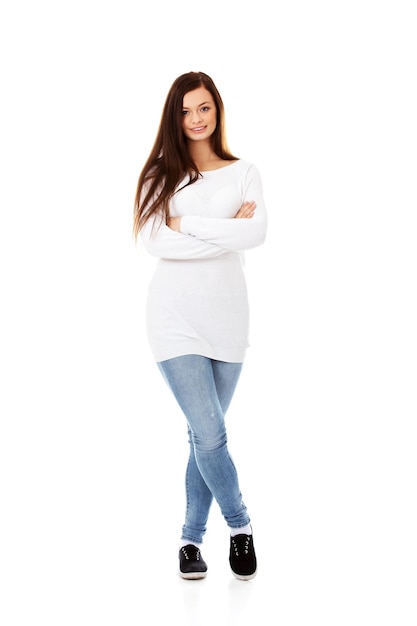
[191,110,202,124]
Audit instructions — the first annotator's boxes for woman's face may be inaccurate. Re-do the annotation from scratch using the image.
[181,87,217,142]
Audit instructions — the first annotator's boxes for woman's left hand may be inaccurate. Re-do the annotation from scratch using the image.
[234,201,256,219]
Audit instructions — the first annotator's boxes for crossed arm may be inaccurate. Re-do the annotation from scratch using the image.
[167,201,256,232]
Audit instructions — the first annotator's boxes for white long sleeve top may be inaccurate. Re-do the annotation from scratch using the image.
[140,159,267,362]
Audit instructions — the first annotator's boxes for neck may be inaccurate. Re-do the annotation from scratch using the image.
[188,140,217,170]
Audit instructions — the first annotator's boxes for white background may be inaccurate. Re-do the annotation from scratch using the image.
[1,1,416,624]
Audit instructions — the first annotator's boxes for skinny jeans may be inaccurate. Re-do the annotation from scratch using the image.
[157,355,250,545]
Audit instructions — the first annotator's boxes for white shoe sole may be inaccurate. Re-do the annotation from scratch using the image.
[179,570,208,580]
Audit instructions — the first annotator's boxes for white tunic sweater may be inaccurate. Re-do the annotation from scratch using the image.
[140,159,267,362]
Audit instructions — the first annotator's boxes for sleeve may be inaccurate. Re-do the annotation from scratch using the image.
[140,214,228,260]
[179,164,267,251]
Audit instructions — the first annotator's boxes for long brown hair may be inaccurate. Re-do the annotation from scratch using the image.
[133,71,238,238]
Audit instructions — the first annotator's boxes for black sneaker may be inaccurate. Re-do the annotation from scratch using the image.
[229,534,257,580]
[179,545,208,580]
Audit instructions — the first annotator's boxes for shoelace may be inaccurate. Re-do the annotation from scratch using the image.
[231,536,251,557]
[181,546,201,561]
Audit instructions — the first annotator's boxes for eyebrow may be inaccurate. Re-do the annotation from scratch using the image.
[182,101,211,109]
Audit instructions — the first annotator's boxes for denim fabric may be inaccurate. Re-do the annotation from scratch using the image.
[157,355,251,544]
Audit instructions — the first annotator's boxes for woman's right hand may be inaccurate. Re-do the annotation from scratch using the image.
[234,201,256,219]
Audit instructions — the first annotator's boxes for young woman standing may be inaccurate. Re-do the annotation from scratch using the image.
[133,71,267,580]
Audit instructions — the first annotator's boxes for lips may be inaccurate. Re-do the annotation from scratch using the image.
[191,126,206,132]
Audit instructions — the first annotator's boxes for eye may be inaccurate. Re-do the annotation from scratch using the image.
[201,106,210,112]
[181,110,189,116]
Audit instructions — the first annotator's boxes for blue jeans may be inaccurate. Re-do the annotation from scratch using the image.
[157,355,251,544]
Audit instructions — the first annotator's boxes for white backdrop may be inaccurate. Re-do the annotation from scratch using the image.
[1,1,416,624]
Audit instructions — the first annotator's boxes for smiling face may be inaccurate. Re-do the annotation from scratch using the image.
[181,87,217,142]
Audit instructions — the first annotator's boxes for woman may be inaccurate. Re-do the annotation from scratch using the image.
[133,71,267,580]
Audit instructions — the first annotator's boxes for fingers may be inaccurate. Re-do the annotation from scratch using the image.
[167,216,182,231]
[234,201,256,219]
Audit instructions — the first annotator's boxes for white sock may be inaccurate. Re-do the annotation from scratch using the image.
[230,523,252,537]
[179,539,202,549]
